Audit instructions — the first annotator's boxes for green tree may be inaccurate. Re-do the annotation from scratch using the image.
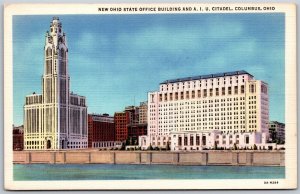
[125,138,130,146]
[120,142,126,150]
[147,144,153,151]
[253,144,258,150]
[166,142,171,151]
[214,141,218,150]
[233,143,237,150]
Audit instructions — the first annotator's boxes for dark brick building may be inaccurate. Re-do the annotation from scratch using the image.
[88,114,115,148]
[127,123,147,145]
[114,111,130,142]
[115,103,148,144]
[13,125,24,151]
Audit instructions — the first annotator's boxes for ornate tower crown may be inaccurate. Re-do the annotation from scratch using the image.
[43,17,69,104]
[49,16,63,37]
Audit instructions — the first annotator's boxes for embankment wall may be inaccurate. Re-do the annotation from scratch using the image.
[13,150,285,166]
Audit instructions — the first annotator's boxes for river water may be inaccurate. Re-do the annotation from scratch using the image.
[14,164,285,180]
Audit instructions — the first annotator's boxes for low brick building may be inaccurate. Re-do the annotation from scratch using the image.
[88,114,115,148]
[127,123,147,145]
[13,125,24,151]
[268,121,285,144]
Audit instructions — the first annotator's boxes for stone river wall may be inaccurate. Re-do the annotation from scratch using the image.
[13,150,285,166]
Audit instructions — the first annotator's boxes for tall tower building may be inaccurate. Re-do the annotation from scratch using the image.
[24,17,88,150]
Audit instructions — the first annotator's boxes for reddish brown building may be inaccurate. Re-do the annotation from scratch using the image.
[114,111,130,142]
[13,125,24,151]
[88,114,115,148]
[128,123,147,145]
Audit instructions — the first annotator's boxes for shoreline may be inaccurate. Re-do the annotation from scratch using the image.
[13,150,285,166]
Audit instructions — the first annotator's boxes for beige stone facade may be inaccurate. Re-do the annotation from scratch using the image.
[24,17,87,150]
[139,70,270,150]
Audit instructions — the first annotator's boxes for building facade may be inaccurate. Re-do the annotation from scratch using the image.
[23,17,88,150]
[268,121,285,143]
[169,131,275,151]
[139,70,269,150]
[125,106,140,124]
[13,125,24,151]
[139,101,148,124]
[127,123,147,145]
[115,102,148,143]
[114,111,131,142]
[88,114,115,148]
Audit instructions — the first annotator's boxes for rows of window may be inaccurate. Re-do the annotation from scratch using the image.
[158,85,245,102]
[161,75,247,92]
[24,141,88,147]
[25,95,42,105]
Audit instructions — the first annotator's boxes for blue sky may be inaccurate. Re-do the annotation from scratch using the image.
[13,14,285,125]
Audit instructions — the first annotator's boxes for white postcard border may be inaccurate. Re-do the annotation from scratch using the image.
[4,3,297,190]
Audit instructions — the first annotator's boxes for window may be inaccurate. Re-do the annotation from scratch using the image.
[184,137,188,146]
[59,60,66,75]
[46,60,52,74]
[241,85,245,94]
[190,136,194,146]
[216,88,219,96]
[204,89,207,97]
[209,89,213,97]
[60,48,66,59]
[202,136,206,145]
[197,90,201,98]
[228,87,232,95]
[46,47,52,57]
[245,136,249,144]
[186,91,189,99]
[222,87,225,95]
[250,84,256,93]
[261,84,268,94]
[234,86,238,94]
[196,136,200,145]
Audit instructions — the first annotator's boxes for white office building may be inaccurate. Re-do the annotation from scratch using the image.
[139,70,270,150]
[24,17,88,150]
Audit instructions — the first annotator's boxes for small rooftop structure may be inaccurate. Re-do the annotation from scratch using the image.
[160,70,253,84]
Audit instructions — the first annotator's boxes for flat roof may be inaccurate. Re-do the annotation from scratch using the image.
[160,70,253,84]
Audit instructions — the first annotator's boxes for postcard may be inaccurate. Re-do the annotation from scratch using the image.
[4,3,297,190]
